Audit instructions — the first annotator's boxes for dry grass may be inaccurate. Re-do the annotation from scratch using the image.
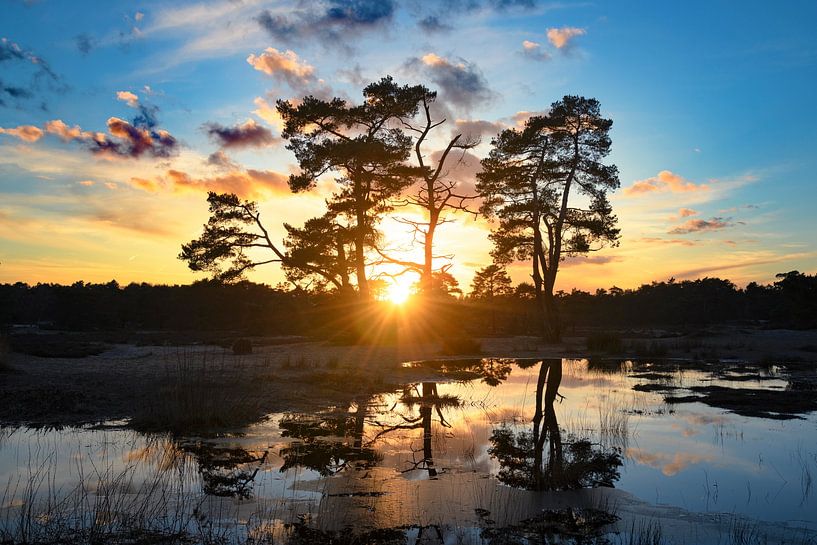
[0,444,302,545]
[129,349,265,434]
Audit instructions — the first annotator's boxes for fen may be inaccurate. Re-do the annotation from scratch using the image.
[1,283,817,544]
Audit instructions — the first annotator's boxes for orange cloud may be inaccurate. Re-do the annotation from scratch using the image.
[253,97,285,131]
[77,180,95,186]
[669,217,733,235]
[0,124,43,142]
[668,207,699,221]
[624,170,708,196]
[129,168,290,199]
[116,90,139,107]
[43,118,176,159]
[561,255,622,267]
[421,52,448,67]
[626,448,713,476]
[247,48,315,87]
[511,110,549,126]
[638,237,699,247]
[129,176,162,192]
[170,169,289,199]
[44,119,94,141]
[546,27,586,49]
[521,40,550,61]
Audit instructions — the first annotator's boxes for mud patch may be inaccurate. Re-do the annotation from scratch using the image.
[479,508,618,544]
[665,385,817,419]
[632,383,680,393]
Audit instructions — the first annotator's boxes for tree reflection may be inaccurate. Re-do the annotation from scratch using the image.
[182,442,268,499]
[278,399,381,476]
[410,358,514,386]
[370,382,460,477]
[489,360,621,490]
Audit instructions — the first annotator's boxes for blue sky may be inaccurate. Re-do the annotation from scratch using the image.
[1,0,815,290]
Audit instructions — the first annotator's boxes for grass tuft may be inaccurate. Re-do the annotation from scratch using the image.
[129,349,263,434]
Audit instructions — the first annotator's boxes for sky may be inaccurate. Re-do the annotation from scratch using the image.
[1,0,816,293]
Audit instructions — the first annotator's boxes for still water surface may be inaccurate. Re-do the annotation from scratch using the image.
[1,358,815,543]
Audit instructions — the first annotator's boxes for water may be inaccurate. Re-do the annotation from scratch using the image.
[2,358,816,543]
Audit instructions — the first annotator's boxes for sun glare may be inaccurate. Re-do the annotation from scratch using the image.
[386,281,412,305]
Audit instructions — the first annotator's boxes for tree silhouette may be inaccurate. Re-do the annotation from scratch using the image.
[469,264,513,299]
[376,90,479,295]
[470,264,514,333]
[411,270,462,298]
[282,211,355,293]
[179,192,288,283]
[277,76,428,299]
[179,192,350,289]
[478,96,619,341]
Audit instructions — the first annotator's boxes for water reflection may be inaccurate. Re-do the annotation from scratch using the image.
[278,400,381,476]
[185,443,268,498]
[370,382,460,477]
[2,357,816,543]
[488,360,622,490]
[402,357,518,385]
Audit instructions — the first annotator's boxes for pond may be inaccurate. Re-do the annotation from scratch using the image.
[1,357,816,544]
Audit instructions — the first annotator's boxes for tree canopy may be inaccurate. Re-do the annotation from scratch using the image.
[478,96,619,340]
[277,76,430,298]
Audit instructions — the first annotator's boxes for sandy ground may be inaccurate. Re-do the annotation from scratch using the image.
[2,326,816,429]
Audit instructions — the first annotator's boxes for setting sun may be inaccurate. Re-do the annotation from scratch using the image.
[385,280,413,305]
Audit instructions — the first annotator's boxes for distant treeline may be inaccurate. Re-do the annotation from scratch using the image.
[0,271,815,337]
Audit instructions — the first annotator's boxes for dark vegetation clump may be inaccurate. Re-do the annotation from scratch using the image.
[129,352,264,434]
[488,428,622,491]
[665,383,817,419]
[586,332,623,354]
[479,508,618,544]
[231,338,252,355]
[284,524,406,545]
